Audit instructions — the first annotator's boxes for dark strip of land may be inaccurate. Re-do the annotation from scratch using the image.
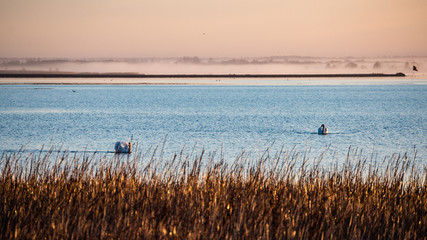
[0,71,406,78]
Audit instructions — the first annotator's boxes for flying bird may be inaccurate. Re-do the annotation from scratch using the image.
[413,66,418,71]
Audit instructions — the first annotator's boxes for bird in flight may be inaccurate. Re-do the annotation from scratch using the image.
[413,66,418,71]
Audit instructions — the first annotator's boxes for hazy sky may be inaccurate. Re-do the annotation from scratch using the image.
[1,0,426,58]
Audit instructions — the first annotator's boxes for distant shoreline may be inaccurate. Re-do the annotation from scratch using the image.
[0,71,406,78]
[2,70,423,86]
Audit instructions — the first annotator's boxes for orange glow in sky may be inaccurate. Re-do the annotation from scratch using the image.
[1,0,426,58]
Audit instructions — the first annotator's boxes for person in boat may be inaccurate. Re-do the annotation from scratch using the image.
[114,141,132,153]
[318,124,328,135]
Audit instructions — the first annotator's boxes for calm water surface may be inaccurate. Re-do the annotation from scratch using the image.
[0,84,426,163]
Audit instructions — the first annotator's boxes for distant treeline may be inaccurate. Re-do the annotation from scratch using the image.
[0,72,406,78]
[0,56,324,66]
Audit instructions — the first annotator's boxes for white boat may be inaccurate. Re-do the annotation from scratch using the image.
[114,137,133,153]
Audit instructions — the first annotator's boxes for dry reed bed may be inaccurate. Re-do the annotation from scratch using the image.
[1,147,426,239]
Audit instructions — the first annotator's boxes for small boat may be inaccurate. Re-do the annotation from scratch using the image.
[318,124,328,135]
[114,136,133,153]
[114,141,132,153]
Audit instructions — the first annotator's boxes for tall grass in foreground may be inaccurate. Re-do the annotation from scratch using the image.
[1,147,426,239]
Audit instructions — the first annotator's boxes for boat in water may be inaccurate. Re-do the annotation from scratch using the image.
[114,140,132,153]
[318,124,328,135]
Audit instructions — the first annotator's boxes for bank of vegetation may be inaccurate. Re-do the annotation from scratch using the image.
[1,147,425,239]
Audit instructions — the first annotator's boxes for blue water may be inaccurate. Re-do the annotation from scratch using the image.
[0,84,426,163]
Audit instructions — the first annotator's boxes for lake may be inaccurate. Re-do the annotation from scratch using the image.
[0,84,426,164]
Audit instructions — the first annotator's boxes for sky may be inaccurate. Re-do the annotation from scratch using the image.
[1,0,426,58]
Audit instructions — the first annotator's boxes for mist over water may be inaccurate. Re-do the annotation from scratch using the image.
[1,57,426,166]
[1,56,426,76]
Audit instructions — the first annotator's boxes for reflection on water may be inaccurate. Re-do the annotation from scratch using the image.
[0,109,89,114]
[0,84,426,164]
